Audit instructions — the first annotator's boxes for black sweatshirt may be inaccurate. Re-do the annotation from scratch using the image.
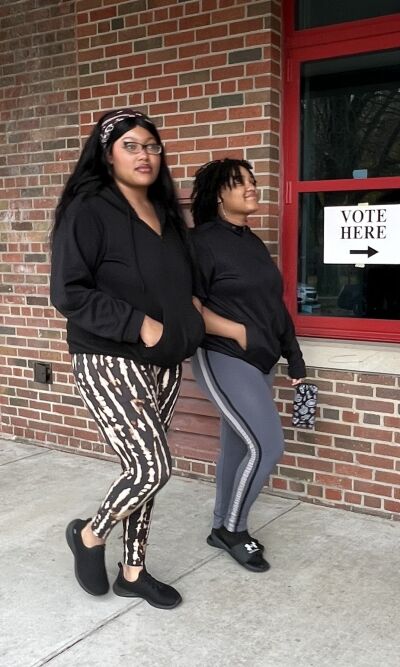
[191,217,306,378]
[50,185,205,367]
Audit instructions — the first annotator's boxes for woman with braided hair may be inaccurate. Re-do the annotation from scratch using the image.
[50,109,204,608]
[190,158,305,573]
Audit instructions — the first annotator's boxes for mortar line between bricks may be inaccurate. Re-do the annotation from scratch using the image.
[0,450,52,467]
[31,502,302,666]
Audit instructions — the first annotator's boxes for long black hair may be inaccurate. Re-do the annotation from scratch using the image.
[51,108,187,244]
[191,158,255,227]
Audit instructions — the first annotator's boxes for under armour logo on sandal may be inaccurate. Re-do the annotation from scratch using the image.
[244,541,259,554]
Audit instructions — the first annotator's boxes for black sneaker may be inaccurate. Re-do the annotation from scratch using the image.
[113,562,182,609]
[65,518,109,596]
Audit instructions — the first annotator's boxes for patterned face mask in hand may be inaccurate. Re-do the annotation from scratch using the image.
[292,382,318,429]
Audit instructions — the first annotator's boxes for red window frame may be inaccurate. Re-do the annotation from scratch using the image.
[281,1,400,343]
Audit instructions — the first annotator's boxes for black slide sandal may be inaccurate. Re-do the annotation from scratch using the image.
[207,531,265,553]
[207,532,270,572]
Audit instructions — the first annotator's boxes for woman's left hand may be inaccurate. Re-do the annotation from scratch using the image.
[291,378,304,386]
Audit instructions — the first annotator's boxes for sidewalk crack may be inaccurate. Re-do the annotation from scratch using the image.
[0,450,51,467]
[32,503,302,665]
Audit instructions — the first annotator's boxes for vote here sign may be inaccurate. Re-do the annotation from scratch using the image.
[324,204,400,264]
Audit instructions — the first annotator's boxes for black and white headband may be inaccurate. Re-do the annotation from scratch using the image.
[99,110,146,148]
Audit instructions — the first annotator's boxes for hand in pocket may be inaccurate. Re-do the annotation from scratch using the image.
[140,315,163,347]
[236,323,247,351]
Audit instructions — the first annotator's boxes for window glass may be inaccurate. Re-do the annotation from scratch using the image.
[297,190,400,319]
[296,0,400,29]
[301,51,400,180]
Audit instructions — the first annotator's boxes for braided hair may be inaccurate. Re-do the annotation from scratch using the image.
[191,158,255,227]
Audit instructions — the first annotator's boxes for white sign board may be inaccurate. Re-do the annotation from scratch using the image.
[324,204,400,264]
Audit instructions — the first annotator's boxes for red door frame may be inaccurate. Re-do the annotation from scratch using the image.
[281,2,400,342]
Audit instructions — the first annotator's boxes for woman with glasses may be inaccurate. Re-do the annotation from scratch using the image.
[50,109,204,609]
[190,158,305,573]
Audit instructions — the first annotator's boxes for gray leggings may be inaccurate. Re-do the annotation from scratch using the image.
[191,349,285,532]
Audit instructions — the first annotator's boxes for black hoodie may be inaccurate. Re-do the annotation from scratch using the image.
[50,185,205,367]
[191,217,306,379]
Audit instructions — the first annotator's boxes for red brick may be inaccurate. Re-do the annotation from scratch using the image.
[271,477,287,490]
[376,386,400,400]
[307,484,323,497]
[383,416,400,429]
[165,30,195,46]
[192,461,206,474]
[375,470,400,485]
[364,495,382,509]
[297,457,333,472]
[318,392,353,408]
[342,411,360,423]
[214,6,245,23]
[297,431,332,447]
[230,17,262,35]
[289,481,305,492]
[318,370,356,381]
[356,454,394,470]
[353,481,392,497]
[383,500,400,513]
[196,24,228,41]
[211,36,244,53]
[374,444,400,457]
[175,459,191,471]
[314,474,352,490]
[344,492,362,505]
[317,448,353,462]
[357,373,396,386]
[353,427,393,442]
[356,399,394,414]
[334,463,373,479]
[336,382,373,396]
[325,488,342,501]
[317,422,352,436]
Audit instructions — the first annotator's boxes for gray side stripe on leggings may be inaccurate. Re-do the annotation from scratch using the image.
[196,348,260,531]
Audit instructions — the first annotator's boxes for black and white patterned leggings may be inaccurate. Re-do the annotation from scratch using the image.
[72,354,182,566]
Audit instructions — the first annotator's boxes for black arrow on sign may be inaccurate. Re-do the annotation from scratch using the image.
[350,246,378,258]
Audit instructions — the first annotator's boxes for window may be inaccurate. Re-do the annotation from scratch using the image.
[298,190,400,320]
[282,1,400,342]
[296,0,400,30]
[301,51,400,181]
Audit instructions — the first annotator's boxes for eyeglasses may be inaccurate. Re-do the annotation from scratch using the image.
[122,141,162,155]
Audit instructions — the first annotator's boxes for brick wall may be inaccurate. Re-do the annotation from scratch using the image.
[0,0,399,520]
[0,0,80,445]
[271,367,400,519]
[171,364,400,521]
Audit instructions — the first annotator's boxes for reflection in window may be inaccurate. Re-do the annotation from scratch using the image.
[301,51,400,180]
[296,0,400,30]
[298,191,400,319]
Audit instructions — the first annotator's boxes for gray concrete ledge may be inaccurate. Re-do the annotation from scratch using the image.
[297,337,400,376]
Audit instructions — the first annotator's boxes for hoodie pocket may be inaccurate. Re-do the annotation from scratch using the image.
[136,318,168,363]
[135,305,204,367]
[245,320,265,354]
[183,305,206,357]
[244,319,280,369]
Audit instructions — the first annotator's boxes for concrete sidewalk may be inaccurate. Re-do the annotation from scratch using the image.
[1,438,398,667]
